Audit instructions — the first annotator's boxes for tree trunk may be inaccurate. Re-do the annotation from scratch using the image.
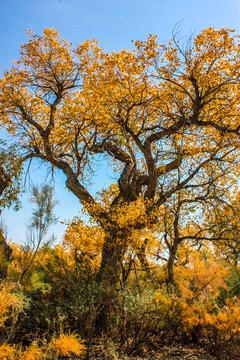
[166,211,180,288]
[97,228,129,285]
[94,227,129,332]
[136,239,152,281]
[167,249,176,286]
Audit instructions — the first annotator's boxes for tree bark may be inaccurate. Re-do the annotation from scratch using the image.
[167,248,177,286]
[97,227,129,284]
[94,227,130,332]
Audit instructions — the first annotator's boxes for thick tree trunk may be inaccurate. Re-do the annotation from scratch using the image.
[97,228,129,284]
[94,228,129,332]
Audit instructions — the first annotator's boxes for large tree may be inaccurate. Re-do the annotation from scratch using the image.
[1,27,240,284]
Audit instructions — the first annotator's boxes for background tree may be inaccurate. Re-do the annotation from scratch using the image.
[154,155,236,286]
[204,191,240,267]
[1,27,240,286]
[18,183,58,283]
[0,142,23,279]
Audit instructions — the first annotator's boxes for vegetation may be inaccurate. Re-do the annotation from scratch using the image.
[0,142,23,281]
[0,27,240,359]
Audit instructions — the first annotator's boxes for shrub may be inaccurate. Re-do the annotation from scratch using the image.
[49,332,86,358]
[0,343,16,360]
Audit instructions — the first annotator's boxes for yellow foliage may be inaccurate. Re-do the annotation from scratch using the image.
[175,248,227,302]
[0,334,86,360]
[111,198,147,228]
[0,282,24,329]
[6,242,23,282]
[0,344,16,360]
[173,249,240,340]
[63,218,104,269]
[215,298,240,335]
[18,343,42,360]
[50,333,86,358]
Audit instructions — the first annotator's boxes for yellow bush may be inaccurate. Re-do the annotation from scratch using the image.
[18,343,42,360]
[215,298,240,336]
[0,334,86,360]
[50,332,86,358]
[0,344,15,360]
[175,249,227,303]
[0,282,24,329]
[174,249,240,341]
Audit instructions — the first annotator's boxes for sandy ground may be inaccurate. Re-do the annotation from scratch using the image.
[89,345,219,360]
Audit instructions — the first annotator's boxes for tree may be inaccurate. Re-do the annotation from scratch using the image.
[1,27,240,285]
[204,191,240,267]
[19,184,58,283]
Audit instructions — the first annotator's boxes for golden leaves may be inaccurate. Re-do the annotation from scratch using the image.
[0,282,24,329]
[50,332,86,358]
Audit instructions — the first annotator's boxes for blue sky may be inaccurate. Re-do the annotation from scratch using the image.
[0,0,240,243]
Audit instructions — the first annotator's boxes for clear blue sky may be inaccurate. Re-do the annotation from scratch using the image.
[0,0,240,243]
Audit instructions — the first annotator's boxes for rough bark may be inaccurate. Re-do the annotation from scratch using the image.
[96,227,129,284]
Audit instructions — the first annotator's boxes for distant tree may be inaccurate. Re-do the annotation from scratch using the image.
[1,27,240,287]
[205,192,240,267]
[19,184,58,283]
[157,183,232,286]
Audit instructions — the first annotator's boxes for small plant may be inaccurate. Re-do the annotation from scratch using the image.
[18,343,42,360]
[49,332,86,359]
[0,343,16,360]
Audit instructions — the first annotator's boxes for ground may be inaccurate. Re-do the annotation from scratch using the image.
[89,343,239,360]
